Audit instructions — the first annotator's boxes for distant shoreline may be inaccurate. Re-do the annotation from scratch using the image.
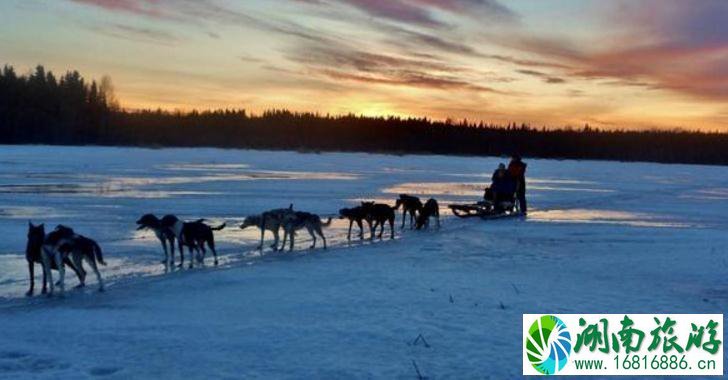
[2,142,726,168]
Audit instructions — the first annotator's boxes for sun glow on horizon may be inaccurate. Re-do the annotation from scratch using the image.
[2,0,727,131]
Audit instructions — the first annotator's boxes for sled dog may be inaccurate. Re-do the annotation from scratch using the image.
[25,222,85,296]
[280,211,332,251]
[41,225,106,294]
[136,214,180,264]
[415,198,441,230]
[338,206,370,240]
[394,194,422,229]
[360,202,396,239]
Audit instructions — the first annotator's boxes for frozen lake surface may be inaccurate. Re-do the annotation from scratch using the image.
[0,145,726,379]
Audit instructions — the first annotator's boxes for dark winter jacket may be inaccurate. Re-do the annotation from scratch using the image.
[507,160,527,181]
[491,173,516,195]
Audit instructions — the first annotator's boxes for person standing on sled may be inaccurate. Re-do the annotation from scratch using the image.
[507,154,527,214]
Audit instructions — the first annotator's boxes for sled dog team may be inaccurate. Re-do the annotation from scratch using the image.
[25,194,440,296]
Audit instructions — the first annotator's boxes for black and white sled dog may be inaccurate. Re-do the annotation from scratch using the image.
[394,194,422,229]
[415,198,440,230]
[244,205,294,251]
[25,222,85,296]
[136,214,180,265]
[41,225,106,295]
[338,206,370,240]
[280,211,332,251]
[160,216,226,268]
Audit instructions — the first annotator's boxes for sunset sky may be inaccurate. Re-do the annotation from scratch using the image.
[2,0,728,130]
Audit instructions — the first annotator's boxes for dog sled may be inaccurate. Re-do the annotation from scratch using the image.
[448,191,523,219]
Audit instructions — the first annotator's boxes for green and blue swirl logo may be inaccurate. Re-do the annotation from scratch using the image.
[525,315,572,375]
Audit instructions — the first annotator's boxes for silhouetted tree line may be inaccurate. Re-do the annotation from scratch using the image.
[0,65,118,144]
[3,65,728,165]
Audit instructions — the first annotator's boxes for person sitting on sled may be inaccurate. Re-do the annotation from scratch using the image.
[485,163,516,211]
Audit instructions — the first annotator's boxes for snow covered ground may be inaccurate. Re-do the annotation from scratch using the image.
[0,145,726,379]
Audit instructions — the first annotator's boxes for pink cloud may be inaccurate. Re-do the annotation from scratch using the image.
[491,1,728,101]
[70,0,167,18]
[340,0,442,26]
[332,0,515,26]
